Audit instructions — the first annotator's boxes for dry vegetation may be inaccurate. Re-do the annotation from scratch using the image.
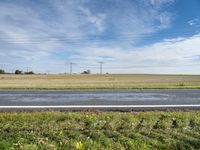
[0,74,200,89]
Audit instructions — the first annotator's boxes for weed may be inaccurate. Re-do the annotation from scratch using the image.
[0,111,199,149]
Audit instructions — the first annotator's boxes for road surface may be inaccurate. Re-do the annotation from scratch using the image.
[0,89,200,110]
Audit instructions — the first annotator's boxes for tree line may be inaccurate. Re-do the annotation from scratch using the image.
[0,69,34,74]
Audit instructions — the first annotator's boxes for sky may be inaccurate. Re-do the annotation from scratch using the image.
[0,0,200,74]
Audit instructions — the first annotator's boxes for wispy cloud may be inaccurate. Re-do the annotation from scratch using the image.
[149,0,175,8]
[3,0,199,74]
[188,18,200,27]
[73,33,200,74]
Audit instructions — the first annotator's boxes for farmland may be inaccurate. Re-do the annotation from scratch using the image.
[0,74,200,149]
[0,74,200,89]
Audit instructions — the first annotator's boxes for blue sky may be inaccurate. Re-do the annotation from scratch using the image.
[0,0,200,74]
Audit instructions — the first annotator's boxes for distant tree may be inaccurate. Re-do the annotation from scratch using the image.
[81,70,91,74]
[0,69,5,74]
[24,71,34,75]
[29,71,34,74]
[15,70,23,74]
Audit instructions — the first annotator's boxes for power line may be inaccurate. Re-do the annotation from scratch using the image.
[68,63,200,70]
[0,30,198,40]
[0,30,199,44]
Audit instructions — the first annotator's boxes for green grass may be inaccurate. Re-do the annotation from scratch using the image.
[0,111,200,149]
[1,74,200,89]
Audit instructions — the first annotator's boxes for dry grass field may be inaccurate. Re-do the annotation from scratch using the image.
[0,74,200,89]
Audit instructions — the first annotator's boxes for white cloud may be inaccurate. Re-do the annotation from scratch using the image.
[72,33,200,74]
[158,12,172,29]
[0,0,188,74]
[188,18,200,27]
[149,0,175,8]
[78,6,106,33]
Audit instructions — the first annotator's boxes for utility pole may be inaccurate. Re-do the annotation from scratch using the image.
[70,62,74,74]
[98,62,103,74]
[26,67,29,72]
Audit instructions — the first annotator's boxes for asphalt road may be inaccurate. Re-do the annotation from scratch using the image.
[0,89,200,110]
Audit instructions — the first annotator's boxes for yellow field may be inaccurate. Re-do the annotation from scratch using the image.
[0,74,200,89]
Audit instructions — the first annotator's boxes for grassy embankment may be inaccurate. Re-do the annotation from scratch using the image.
[0,111,199,149]
[0,74,200,89]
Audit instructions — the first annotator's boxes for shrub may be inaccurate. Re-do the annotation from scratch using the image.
[15,70,23,74]
[24,71,34,75]
[0,69,5,74]
[81,70,91,74]
[178,83,185,86]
